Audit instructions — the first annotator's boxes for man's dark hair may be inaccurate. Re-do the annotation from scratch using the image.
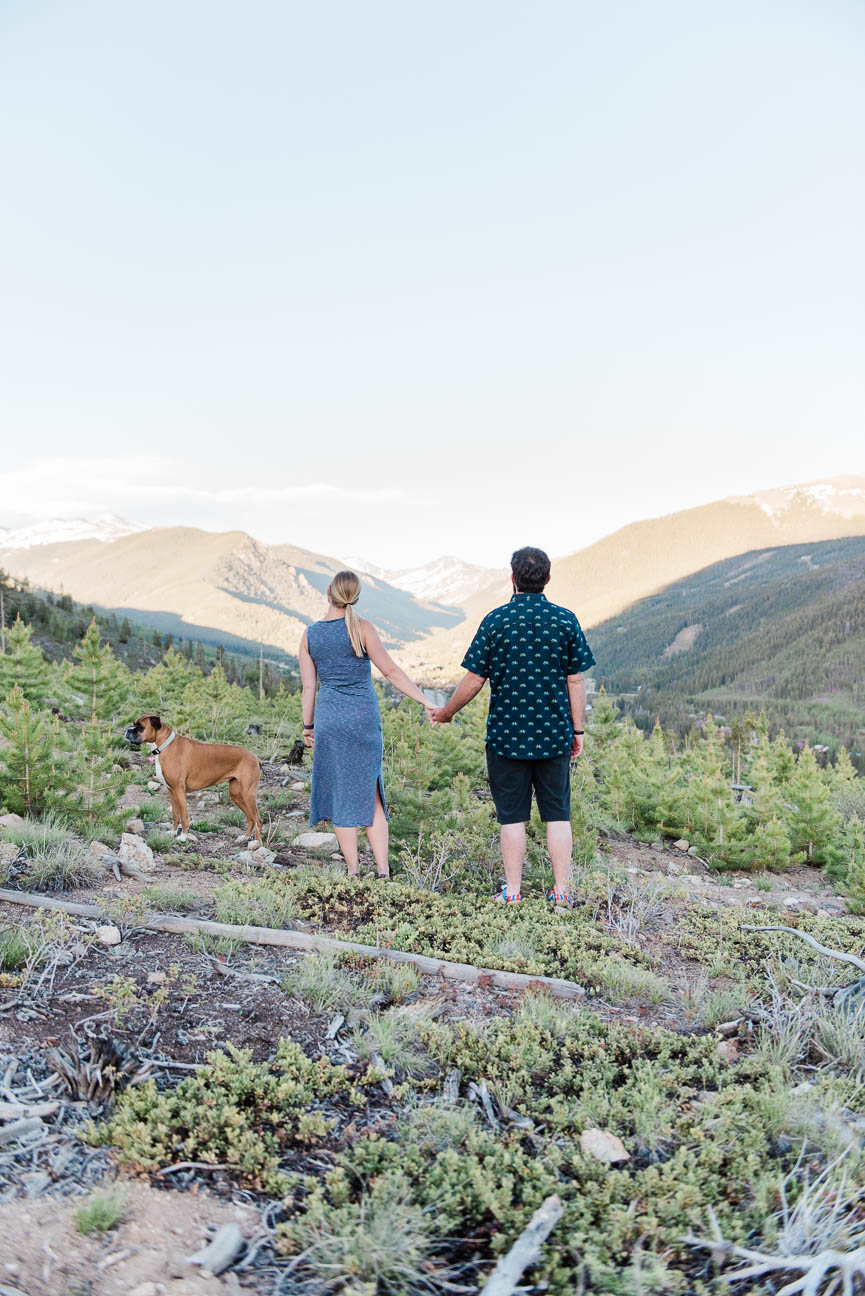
[511,546,551,593]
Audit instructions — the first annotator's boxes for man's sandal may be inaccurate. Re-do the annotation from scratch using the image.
[493,885,522,904]
[548,890,573,909]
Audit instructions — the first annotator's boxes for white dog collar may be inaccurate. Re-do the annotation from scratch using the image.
[153,731,177,754]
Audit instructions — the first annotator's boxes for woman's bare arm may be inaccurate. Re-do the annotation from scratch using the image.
[298,630,318,744]
[363,621,430,709]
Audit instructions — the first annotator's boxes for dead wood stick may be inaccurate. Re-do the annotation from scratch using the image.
[0,1099,59,1121]
[481,1194,563,1296]
[743,925,865,974]
[157,1160,241,1176]
[0,1116,43,1145]
[185,1222,245,1275]
[0,889,586,1000]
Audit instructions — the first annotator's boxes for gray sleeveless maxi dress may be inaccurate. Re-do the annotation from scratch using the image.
[307,618,388,828]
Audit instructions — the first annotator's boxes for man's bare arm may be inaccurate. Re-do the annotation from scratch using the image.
[433,671,487,723]
[567,673,586,758]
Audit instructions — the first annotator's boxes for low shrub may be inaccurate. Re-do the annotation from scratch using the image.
[215,878,295,928]
[142,884,198,914]
[74,1186,127,1235]
[5,815,101,892]
[146,829,180,853]
[90,1041,363,1193]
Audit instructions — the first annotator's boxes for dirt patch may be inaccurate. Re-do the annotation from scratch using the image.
[601,837,848,916]
[0,918,313,1064]
[663,623,703,656]
[0,1180,254,1295]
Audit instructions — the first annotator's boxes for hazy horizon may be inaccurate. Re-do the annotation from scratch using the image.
[2,470,865,573]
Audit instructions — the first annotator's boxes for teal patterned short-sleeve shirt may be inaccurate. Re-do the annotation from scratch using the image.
[461,593,596,759]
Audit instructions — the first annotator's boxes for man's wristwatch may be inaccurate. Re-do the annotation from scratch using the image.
[573,729,584,735]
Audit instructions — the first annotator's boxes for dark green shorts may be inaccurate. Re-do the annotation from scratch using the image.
[486,745,571,824]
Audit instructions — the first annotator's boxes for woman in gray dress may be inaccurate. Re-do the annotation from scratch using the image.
[298,570,432,878]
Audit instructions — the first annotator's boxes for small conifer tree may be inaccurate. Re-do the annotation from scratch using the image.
[0,615,51,703]
[786,744,843,866]
[72,718,127,827]
[0,687,69,815]
[66,620,131,723]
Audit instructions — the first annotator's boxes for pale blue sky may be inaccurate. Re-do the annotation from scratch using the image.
[1,1,863,566]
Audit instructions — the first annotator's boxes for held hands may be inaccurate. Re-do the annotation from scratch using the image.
[425,705,450,726]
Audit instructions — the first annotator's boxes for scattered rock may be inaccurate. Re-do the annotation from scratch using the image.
[147,779,161,791]
[716,1039,739,1063]
[96,925,122,947]
[86,840,112,863]
[579,1128,630,1164]
[687,846,700,856]
[292,831,339,851]
[240,845,275,867]
[0,842,20,866]
[119,832,156,872]
[665,858,686,875]
[673,838,690,851]
[0,812,25,829]
[21,1170,51,1198]
[147,971,167,985]
[782,896,801,909]
[126,817,146,835]
[290,780,306,791]
[650,841,663,850]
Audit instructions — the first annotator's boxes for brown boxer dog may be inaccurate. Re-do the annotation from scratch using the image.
[125,715,262,846]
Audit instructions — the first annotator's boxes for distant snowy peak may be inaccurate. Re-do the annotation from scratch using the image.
[346,554,504,606]
[740,476,865,523]
[0,514,146,551]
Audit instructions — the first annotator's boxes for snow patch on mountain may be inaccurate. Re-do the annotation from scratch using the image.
[346,555,503,606]
[735,476,865,523]
[0,514,146,550]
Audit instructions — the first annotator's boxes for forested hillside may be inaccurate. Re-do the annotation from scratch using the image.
[589,536,865,751]
[0,568,296,694]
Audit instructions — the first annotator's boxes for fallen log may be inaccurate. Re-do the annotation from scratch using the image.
[481,1194,563,1296]
[0,888,586,1000]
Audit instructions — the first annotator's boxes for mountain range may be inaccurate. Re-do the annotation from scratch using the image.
[587,533,865,750]
[2,476,864,674]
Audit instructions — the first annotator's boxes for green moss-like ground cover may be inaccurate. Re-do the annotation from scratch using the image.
[92,1003,865,1294]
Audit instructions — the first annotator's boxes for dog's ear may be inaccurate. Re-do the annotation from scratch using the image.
[150,715,162,731]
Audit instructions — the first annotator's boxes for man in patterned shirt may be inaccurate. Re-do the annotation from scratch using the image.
[430,547,595,905]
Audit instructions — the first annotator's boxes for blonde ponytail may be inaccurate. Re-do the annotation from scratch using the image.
[330,570,366,657]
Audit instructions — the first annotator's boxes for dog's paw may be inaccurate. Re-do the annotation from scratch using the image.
[246,838,262,851]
